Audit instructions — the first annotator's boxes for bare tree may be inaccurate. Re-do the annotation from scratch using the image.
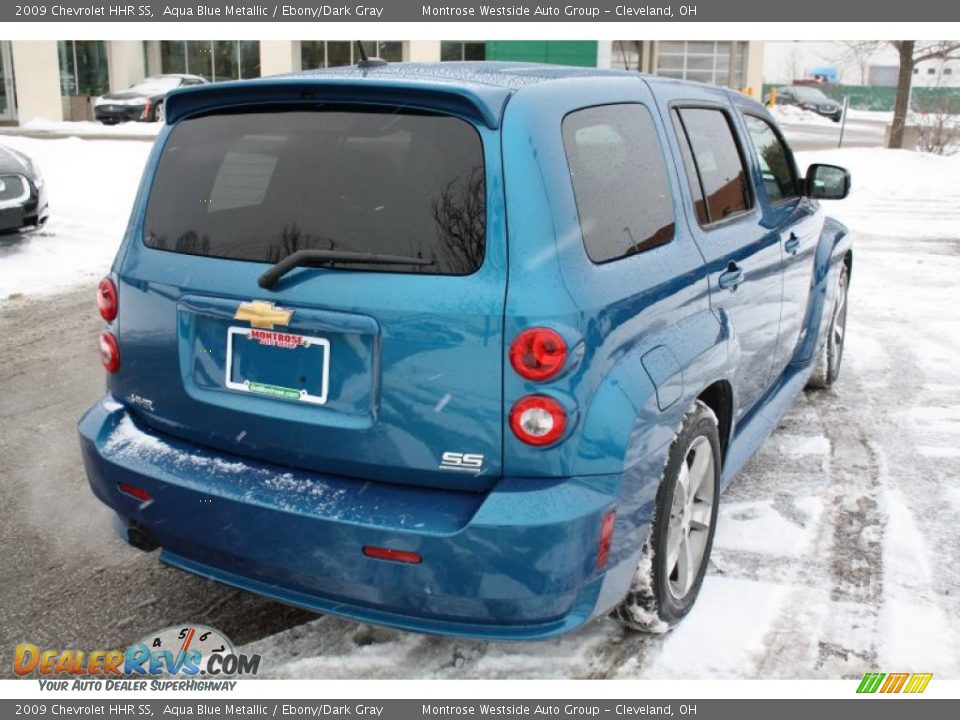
[781,45,803,84]
[914,96,960,156]
[841,41,960,149]
[890,42,960,148]
[835,40,885,85]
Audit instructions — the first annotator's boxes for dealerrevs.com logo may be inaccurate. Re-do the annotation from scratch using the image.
[14,625,260,691]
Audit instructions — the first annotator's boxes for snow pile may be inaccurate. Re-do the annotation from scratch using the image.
[796,148,960,238]
[769,104,838,127]
[844,109,894,123]
[0,135,153,299]
[12,117,161,138]
[713,498,823,558]
[877,488,955,670]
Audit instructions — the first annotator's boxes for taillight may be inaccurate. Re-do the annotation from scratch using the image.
[510,328,567,381]
[509,395,567,446]
[99,331,120,373]
[97,277,118,321]
[596,510,616,568]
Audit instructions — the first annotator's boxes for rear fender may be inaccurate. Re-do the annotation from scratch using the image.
[573,309,729,483]
[792,216,851,364]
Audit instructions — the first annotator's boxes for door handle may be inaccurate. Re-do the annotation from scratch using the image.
[785,234,800,256]
[718,263,745,291]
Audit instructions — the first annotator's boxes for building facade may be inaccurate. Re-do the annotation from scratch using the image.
[0,39,764,125]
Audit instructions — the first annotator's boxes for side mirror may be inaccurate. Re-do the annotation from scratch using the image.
[805,163,851,200]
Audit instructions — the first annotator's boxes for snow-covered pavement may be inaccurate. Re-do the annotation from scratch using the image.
[1,133,958,680]
[0,135,152,300]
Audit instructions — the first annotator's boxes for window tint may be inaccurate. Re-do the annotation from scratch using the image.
[744,115,799,202]
[675,108,752,225]
[562,104,675,263]
[144,109,486,275]
[671,111,708,225]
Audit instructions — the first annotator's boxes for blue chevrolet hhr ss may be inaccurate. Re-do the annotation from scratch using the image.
[79,61,852,639]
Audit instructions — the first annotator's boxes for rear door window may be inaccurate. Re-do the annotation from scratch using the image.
[144,108,486,275]
[673,107,753,226]
[562,104,675,264]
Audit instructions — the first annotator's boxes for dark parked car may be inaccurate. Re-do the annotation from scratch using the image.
[768,86,843,122]
[94,74,208,124]
[0,143,48,234]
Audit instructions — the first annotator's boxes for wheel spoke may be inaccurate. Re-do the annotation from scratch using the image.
[689,501,712,531]
[676,461,691,503]
[666,522,683,572]
[688,446,711,497]
[675,535,695,595]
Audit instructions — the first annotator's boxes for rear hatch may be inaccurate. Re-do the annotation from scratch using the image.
[111,103,505,491]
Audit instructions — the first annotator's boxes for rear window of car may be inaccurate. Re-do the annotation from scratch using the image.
[562,104,675,264]
[144,108,486,275]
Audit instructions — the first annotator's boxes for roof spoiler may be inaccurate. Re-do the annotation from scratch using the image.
[163,77,509,129]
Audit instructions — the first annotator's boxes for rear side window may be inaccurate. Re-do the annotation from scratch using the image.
[144,108,486,275]
[673,107,753,226]
[562,104,675,264]
[743,114,800,203]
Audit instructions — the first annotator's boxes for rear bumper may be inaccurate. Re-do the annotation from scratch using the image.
[78,396,641,639]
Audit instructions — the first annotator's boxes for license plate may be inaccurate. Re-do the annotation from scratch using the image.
[0,206,24,232]
[224,327,329,405]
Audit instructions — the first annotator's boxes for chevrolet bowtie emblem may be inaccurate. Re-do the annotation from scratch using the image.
[233,301,293,330]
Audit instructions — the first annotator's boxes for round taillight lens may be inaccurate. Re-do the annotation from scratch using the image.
[509,328,567,381]
[99,331,120,373]
[509,395,567,446]
[97,278,118,321]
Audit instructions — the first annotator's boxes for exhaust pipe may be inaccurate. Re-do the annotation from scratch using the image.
[127,523,159,552]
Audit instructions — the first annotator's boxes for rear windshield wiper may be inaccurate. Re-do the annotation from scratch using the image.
[258,249,434,289]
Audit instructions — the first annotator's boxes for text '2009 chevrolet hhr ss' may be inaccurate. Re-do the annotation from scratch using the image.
[79,61,852,639]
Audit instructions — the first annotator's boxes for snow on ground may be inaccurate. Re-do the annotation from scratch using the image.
[795,148,960,238]
[0,117,161,139]
[769,104,838,127]
[844,109,894,123]
[0,135,152,299]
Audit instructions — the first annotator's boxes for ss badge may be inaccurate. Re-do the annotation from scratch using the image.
[439,452,485,473]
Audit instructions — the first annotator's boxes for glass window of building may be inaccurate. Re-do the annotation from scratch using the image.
[655,41,747,88]
[300,41,403,70]
[159,41,260,81]
[612,41,646,72]
[58,41,109,96]
[440,42,487,62]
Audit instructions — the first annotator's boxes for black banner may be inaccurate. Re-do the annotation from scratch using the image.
[2,0,958,22]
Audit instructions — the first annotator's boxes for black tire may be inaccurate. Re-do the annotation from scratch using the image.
[807,262,849,390]
[154,101,165,123]
[614,400,721,632]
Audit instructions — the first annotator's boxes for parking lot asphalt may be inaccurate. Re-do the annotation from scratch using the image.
[0,289,315,675]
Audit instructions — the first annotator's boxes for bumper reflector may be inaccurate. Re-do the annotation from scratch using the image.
[597,510,616,568]
[362,546,422,564]
[117,481,152,502]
